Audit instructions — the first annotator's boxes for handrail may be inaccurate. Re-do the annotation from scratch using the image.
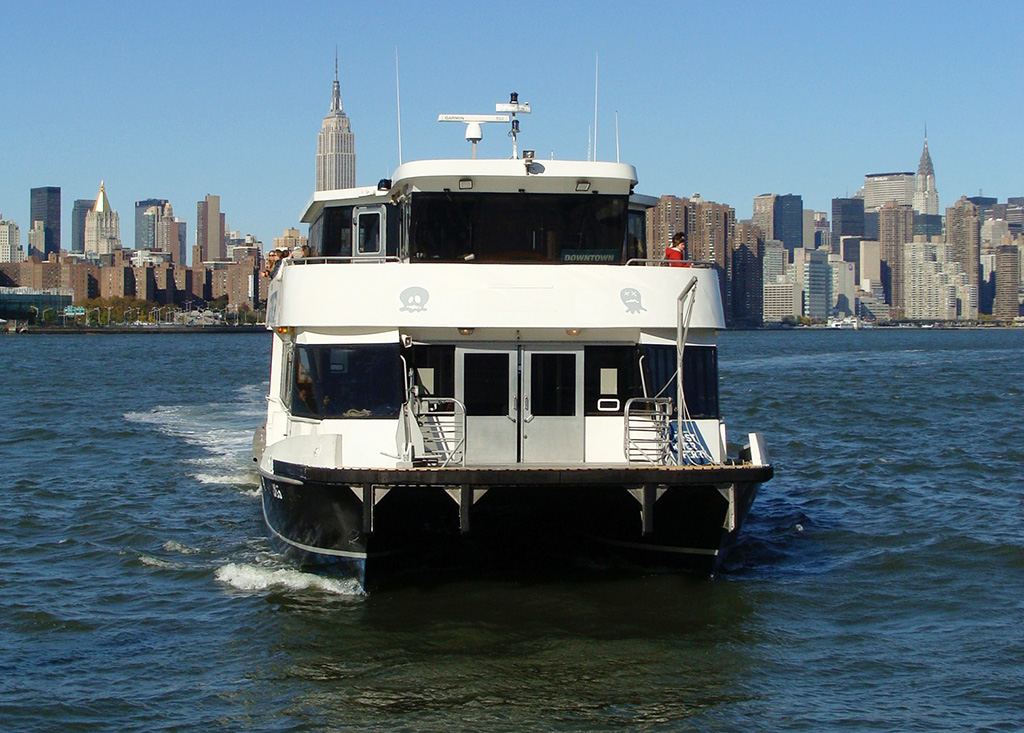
[676,277,717,465]
[410,397,467,467]
[282,256,402,266]
[624,397,675,465]
[625,258,717,268]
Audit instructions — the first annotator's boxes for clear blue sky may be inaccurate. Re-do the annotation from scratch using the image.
[3,1,1022,254]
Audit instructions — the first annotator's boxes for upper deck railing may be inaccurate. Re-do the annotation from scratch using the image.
[279,256,717,268]
[625,259,718,268]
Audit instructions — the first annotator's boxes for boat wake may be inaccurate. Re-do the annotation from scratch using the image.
[214,562,364,597]
[124,384,265,493]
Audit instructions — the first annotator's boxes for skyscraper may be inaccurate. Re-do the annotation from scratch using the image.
[762,243,797,322]
[197,194,225,263]
[752,194,776,242]
[72,199,93,254]
[801,248,831,320]
[136,198,169,249]
[752,193,802,252]
[878,201,914,314]
[731,222,764,325]
[315,54,356,191]
[946,197,981,294]
[993,245,1021,320]
[913,133,942,237]
[912,133,939,216]
[686,195,734,313]
[0,215,22,263]
[646,194,688,259]
[857,173,915,211]
[155,204,187,265]
[773,194,804,252]
[30,186,61,258]
[831,197,865,252]
[28,222,46,260]
[903,240,977,321]
[84,181,121,255]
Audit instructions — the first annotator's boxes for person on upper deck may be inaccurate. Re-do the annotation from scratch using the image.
[263,249,280,278]
[666,231,686,266]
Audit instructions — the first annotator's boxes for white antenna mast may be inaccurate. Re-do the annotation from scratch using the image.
[496,91,531,158]
[395,46,403,165]
[615,110,620,163]
[593,52,599,161]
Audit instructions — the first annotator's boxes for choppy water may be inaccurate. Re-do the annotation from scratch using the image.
[2,329,1022,730]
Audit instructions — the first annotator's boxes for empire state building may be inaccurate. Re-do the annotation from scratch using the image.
[315,58,356,191]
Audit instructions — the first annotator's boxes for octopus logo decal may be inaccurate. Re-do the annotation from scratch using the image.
[399,287,429,312]
[621,287,646,314]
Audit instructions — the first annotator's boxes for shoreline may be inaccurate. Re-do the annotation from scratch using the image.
[4,324,269,335]
[7,323,1020,335]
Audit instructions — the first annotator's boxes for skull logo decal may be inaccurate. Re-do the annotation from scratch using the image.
[620,287,646,314]
[399,286,429,312]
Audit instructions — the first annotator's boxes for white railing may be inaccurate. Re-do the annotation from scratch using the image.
[624,397,674,465]
[412,397,466,467]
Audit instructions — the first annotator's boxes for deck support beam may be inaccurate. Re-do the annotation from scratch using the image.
[352,484,391,535]
[444,486,488,534]
[717,484,736,533]
[362,484,373,534]
[628,484,667,535]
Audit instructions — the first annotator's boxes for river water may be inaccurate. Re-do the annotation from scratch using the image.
[2,329,1022,731]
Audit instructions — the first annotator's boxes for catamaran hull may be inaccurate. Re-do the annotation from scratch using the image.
[260,475,370,584]
[260,463,770,584]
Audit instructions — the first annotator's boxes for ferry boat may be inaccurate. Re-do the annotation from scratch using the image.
[253,95,772,584]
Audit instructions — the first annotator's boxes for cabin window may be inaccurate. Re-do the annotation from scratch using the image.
[407,345,455,398]
[626,208,648,260]
[641,345,719,419]
[463,353,510,416]
[530,353,577,416]
[584,346,645,415]
[280,340,295,408]
[290,343,404,419]
[356,211,380,254]
[409,192,628,263]
[310,206,352,257]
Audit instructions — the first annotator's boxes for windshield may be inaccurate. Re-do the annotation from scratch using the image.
[409,192,629,263]
[291,343,404,419]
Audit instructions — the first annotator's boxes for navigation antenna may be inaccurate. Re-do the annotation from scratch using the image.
[496,92,531,159]
[438,92,531,159]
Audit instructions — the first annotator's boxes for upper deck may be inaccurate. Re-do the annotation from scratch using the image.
[302,158,640,222]
[282,141,726,334]
[299,157,653,267]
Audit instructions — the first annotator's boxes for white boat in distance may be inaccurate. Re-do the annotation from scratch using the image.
[253,94,772,585]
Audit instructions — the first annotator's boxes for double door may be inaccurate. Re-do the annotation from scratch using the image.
[455,346,584,465]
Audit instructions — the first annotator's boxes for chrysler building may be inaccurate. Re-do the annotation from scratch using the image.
[315,55,356,191]
[912,131,940,216]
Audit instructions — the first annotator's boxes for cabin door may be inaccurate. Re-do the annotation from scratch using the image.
[455,346,584,465]
[520,347,584,463]
[455,348,519,465]
[352,206,386,260]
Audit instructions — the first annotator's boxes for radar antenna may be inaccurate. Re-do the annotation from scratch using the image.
[438,92,531,159]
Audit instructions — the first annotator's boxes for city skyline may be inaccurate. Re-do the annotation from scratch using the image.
[3,2,1023,250]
